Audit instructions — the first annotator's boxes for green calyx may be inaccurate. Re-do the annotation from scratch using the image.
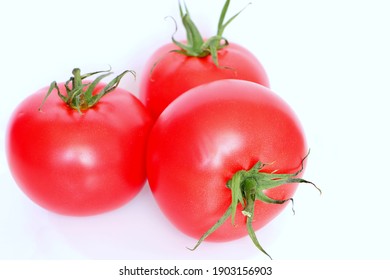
[38,68,135,113]
[188,151,322,260]
[171,0,250,67]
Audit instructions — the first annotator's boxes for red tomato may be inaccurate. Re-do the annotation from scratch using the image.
[6,70,152,216]
[139,0,269,120]
[140,42,269,120]
[147,80,314,256]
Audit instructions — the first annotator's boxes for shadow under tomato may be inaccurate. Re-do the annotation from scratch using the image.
[42,184,290,260]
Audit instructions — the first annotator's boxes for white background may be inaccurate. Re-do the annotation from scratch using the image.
[1,0,389,260]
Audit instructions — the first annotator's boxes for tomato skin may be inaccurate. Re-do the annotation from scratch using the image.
[6,83,152,216]
[140,42,270,120]
[147,80,306,242]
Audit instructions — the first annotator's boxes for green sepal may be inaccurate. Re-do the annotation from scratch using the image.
[187,206,232,252]
[38,67,135,113]
[188,151,321,259]
[171,0,249,67]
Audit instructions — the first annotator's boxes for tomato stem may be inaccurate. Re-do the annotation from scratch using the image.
[38,67,135,113]
[170,0,250,67]
[187,150,321,259]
